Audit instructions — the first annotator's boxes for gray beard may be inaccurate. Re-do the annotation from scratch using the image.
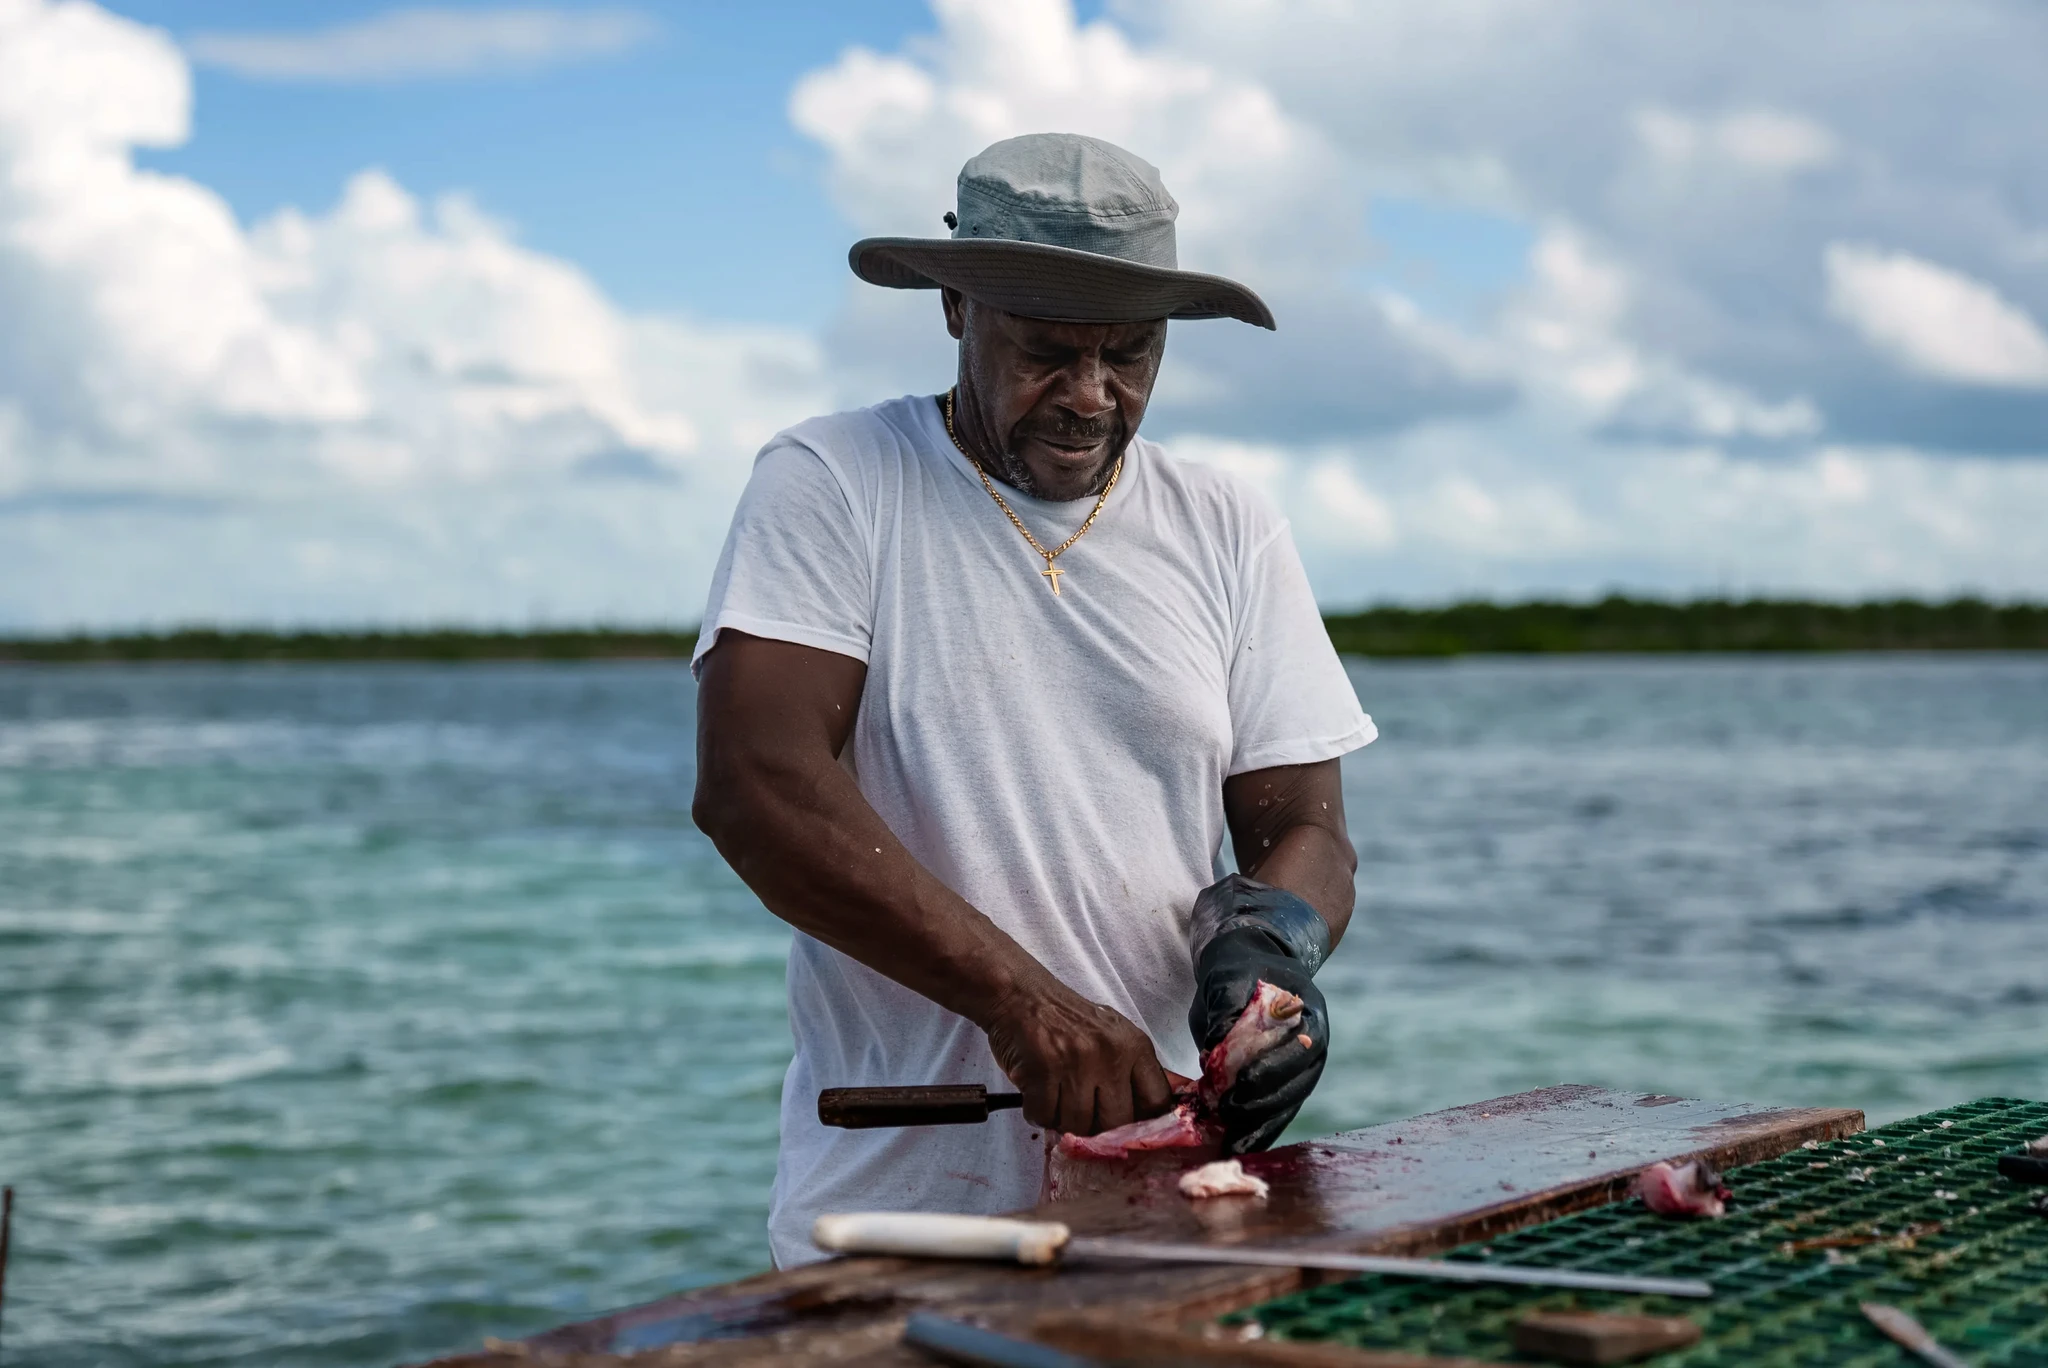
[943,392,1120,500]
[985,446,1043,498]
[986,442,1119,501]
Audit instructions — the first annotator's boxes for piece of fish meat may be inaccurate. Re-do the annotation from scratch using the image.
[1194,981,1306,1108]
[1058,1102,1221,1160]
[1058,980,1307,1158]
[2026,1135,2048,1157]
[1633,1158,1731,1218]
[1178,1158,1270,1199]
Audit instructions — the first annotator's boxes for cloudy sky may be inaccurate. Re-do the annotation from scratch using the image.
[2,0,2045,630]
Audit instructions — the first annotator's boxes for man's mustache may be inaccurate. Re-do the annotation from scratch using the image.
[1014,418,1119,447]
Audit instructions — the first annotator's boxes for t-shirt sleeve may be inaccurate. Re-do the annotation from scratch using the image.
[1226,521,1377,775]
[691,438,873,677]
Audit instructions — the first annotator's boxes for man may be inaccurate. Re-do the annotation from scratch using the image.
[692,133,1375,1268]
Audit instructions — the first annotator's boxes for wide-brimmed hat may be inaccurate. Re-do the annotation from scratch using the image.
[848,133,1275,330]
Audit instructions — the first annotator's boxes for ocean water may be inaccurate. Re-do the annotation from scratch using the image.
[2,656,2044,1367]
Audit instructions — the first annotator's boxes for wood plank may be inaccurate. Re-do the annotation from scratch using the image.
[1509,1312,1703,1366]
[1025,1082,1864,1257]
[1030,1312,1499,1365]
[408,1086,1861,1367]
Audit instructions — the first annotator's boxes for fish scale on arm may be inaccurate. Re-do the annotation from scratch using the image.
[1057,980,1306,1159]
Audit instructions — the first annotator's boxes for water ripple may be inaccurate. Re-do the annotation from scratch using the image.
[1,657,2044,1366]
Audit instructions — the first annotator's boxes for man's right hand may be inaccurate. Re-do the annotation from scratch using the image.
[983,981,1174,1136]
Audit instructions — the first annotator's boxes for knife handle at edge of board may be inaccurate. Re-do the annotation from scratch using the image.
[811,1212,1715,1300]
[819,1085,1025,1129]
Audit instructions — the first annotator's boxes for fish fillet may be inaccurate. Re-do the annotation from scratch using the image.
[1058,1102,1219,1160]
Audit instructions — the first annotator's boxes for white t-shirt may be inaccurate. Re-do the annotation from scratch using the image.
[692,394,1375,1268]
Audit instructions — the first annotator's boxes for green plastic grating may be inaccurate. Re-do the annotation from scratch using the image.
[1228,1097,2048,1366]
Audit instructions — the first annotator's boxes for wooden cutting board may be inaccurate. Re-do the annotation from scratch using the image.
[414,1084,1861,1367]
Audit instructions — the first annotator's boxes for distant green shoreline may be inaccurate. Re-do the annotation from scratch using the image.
[4,597,2046,663]
[1320,597,2048,656]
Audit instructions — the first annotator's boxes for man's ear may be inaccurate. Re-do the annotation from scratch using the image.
[941,287,968,341]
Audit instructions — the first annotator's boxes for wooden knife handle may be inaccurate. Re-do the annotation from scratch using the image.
[817,1085,1024,1128]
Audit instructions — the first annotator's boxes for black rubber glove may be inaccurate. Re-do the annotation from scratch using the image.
[1186,873,1331,1155]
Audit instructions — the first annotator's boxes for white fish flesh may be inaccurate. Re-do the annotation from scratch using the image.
[1178,1158,1270,1199]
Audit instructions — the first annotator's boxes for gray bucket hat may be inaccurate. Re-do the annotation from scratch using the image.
[848,133,1275,330]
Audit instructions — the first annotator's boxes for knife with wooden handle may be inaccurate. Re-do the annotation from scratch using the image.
[818,1085,1025,1129]
[811,1212,1715,1299]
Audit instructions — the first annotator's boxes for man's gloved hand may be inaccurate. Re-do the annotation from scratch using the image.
[1187,874,1331,1155]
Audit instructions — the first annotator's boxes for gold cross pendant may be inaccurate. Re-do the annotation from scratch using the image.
[1040,562,1064,596]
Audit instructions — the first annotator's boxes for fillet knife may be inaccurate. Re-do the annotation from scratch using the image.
[813,1212,1715,1299]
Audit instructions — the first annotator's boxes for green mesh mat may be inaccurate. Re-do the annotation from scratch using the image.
[1228,1097,2048,1366]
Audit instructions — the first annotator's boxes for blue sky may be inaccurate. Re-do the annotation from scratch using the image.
[119,1,1077,325]
[124,0,1526,329]
[3,0,2046,629]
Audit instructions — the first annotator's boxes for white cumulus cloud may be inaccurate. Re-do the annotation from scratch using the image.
[791,0,1335,284]
[0,0,363,445]
[7,0,2048,628]
[791,0,1511,440]
[1136,0,2048,453]
[1505,228,1823,442]
[1634,108,1838,175]
[1824,243,2048,389]
[787,0,2048,604]
[185,6,655,83]
[0,0,821,630]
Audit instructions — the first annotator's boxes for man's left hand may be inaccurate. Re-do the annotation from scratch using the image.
[1187,876,1331,1154]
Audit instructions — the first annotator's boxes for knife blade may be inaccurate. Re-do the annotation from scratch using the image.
[812,1213,1715,1300]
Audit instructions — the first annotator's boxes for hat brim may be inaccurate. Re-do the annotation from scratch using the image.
[849,236,1276,330]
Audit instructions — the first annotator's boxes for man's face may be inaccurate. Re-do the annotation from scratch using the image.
[944,290,1167,502]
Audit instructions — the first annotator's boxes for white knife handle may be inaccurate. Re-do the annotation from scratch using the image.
[811,1212,1072,1266]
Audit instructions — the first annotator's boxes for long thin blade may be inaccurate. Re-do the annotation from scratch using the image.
[1861,1304,1969,1368]
[1066,1236,1714,1299]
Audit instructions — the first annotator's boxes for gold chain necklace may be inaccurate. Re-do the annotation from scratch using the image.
[942,388,1123,597]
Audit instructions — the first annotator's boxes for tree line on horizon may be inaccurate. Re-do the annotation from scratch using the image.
[2,597,2045,663]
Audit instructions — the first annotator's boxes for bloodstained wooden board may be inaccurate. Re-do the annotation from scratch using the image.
[412,1085,1861,1367]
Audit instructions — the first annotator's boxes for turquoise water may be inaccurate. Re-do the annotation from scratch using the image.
[3,657,2045,1366]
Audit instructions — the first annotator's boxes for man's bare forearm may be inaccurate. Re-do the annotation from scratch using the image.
[703,737,1057,1023]
[1223,760,1357,947]
[695,634,1173,1133]
[693,635,1060,1028]
[1241,824,1355,947]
